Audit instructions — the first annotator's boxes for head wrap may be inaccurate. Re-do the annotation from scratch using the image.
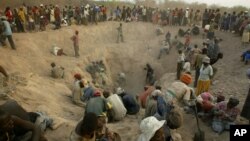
[180,73,192,85]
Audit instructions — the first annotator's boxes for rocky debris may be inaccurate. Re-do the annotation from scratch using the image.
[0,72,27,99]
[85,60,110,89]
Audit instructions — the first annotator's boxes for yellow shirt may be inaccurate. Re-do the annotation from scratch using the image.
[18,10,26,23]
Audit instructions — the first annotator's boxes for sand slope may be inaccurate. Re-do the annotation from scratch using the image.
[0,21,249,141]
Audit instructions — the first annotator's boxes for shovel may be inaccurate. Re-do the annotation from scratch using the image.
[193,102,205,141]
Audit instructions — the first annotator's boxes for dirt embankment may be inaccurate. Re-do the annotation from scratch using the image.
[0,21,249,141]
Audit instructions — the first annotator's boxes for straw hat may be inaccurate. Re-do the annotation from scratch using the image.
[138,116,165,141]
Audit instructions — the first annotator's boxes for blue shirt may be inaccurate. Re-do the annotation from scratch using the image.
[122,94,139,115]
[3,20,12,36]
[157,96,173,119]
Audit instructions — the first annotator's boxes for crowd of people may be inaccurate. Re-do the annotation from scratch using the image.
[1,2,250,141]
[0,3,250,49]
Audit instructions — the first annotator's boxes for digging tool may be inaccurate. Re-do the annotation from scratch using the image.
[193,100,205,141]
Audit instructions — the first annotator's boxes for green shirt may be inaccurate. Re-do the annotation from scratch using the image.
[86,97,109,116]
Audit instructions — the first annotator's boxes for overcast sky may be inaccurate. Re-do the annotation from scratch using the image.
[168,0,250,8]
[104,0,250,8]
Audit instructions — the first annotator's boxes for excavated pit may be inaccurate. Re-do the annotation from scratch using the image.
[1,21,249,141]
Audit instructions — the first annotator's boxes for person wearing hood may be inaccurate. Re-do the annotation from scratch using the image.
[117,87,140,115]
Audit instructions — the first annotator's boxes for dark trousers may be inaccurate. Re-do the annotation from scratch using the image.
[74,45,79,57]
[2,35,16,49]
[194,67,200,87]
[211,66,217,80]
[176,62,183,80]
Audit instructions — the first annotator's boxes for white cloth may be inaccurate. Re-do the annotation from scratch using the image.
[61,19,68,27]
[84,9,89,17]
[51,46,61,56]
[106,94,127,121]
[50,9,55,22]
[185,10,189,18]
[167,82,193,101]
[199,64,213,81]
[205,24,210,31]
[177,53,185,62]
[183,62,191,72]
[142,8,147,16]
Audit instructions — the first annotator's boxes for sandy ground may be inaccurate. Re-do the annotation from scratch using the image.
[0,21,249,141]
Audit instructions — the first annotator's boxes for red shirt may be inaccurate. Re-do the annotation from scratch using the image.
[5,10,13,22]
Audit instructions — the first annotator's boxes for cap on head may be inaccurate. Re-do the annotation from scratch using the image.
[202,56,210,64]
[93,90,101,97]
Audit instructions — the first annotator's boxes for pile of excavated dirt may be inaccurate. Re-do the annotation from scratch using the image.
[0,21,249,141]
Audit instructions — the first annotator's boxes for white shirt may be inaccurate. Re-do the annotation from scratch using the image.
[183,62,191,72]
[177,53,185,62]
[51,46,61,56]
[185,10,189,18]
[167,81,194,102]
[142,8,146,16]
[199,64,213,81]
[84,9,89,17]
